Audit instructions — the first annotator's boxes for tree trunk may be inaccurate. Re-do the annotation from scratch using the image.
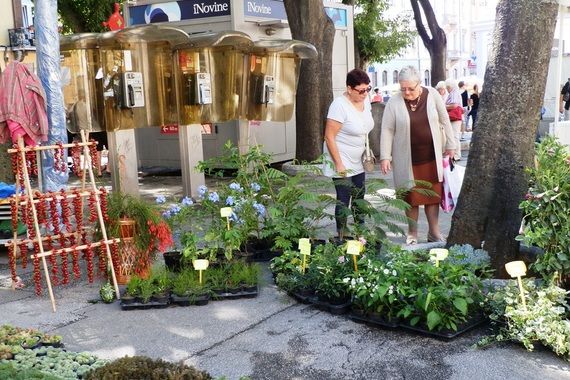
[410,0,447,86]
[284,0,336,162]
[447,0,558,278]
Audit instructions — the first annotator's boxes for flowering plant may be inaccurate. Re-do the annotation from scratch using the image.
[311,242,354,302]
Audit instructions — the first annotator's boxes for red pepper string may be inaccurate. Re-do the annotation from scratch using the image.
[59,189,72,232]
[19,242,28,269]
[72,188,83,231]
[88,139,98,170]
[110,240,120,279]
[98,243,107,278]
[32,242,42,296]
[80,230,88,247]
[88,191,97,223]
[10,147,24,188]
[53,143,61,172]
[25,202,36,239]
[43,195,52,232]
[25,150,38,177]
[10,198,18,233]
[86,244,94,283]
[34,192,48,227]
[71,245,80,280]
[59,233,69,285]
[46,237,59,286]
[71,142,81,176]
[54,141,66,173]
[7,244,17,282]
[100,188,109,223]
[49,194,61,235]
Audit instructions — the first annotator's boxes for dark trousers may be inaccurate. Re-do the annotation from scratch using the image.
[332,172,365,234]
[468,109,478,129]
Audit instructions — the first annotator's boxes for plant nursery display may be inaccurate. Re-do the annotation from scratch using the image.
[478,277,570,361]
[518,136,570,288]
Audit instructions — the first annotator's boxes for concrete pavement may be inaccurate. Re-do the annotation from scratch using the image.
[2,131,570,379]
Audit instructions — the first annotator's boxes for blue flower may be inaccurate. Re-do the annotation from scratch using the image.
[155,195,166,204]
[181,196,193,206]
[253,202,266,217]
[169,204,182,215]
[208,192,220,203]
[162,210,171,219]
[250,182,261,192]
[197,185,208,199]
[226,196,235,206]
[229,182,243,192]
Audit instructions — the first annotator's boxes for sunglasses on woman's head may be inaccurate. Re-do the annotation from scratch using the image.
[352,85,372,95]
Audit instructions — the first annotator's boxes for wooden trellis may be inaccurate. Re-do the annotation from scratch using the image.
[5,130,120,312]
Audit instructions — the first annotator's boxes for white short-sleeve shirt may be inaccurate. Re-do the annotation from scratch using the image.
[322,96,374,177]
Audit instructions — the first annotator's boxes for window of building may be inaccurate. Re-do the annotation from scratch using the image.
[453,68,458,79]
[424,70,430,86]
[382,70,388,86]
[393,70,399,84]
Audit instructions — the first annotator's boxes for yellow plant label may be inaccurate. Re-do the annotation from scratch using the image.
[220,207,233,217]
[298,238,311,255]
[346,240,362,255]
[505,260,527,278]
[429,248,448,262]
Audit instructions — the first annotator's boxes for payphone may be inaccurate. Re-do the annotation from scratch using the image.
[122,72,145,108]
[185,72,213,105]
[253,74,275,105]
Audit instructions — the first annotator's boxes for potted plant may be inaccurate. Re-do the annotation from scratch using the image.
[150,267,171,303]
[121,275,142,305]
[103,192,173,284]
[171,268,211,306]
[311,242,353,305]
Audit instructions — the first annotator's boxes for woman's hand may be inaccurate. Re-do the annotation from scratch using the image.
[444,149,455,158]
[380,159,391,175]
[336,162,347,177]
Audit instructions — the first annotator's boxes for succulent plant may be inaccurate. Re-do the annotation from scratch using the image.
[99,282,116,304]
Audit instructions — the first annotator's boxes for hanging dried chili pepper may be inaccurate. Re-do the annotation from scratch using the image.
[59,233,69,285]
[49,194,61,235]
[70,142,82,176]
[45,236,59,286]
[88,139,98,170]
[86,244,94,283]
[71,245,80,280]
[32,242,42,295]
[10,198,18,233]
[18,241,28,269]
[110,240,120,278]
[25,150,37,177]
[7,244,17,282]
[59,189,72,232]
[100,188,109,223]
[98,243,108,278]
[72,188,83,231]
[34,192,48,227]
[88,191,98,223]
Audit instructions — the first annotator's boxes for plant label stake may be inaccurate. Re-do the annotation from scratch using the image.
[298,238,311,273]
[429,248,448,267]
[347,240,363,271]
[505,260,527,310]
[193,259,209,284]
[220,207,233,230]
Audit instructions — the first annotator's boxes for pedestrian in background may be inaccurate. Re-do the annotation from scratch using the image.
[371,87,383,103]
[459,81,469,135]
[435,81,447,102]
[468,84,480,130]
[445,79,463,161]
[380,66,456,245]
[560,78,570,121]
[323,68,374,238]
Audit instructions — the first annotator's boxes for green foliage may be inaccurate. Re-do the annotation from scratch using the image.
[478,278,570,360]
[125,275,142,297]
[99,282,116,303]
[150,267,172,294]
[0,361,62,380]
[345,245,489,330]
[171,268,209,298]
[84,355,212,380]
[343,0,415,67]
[58,0,118,34]
[518,137,570,283]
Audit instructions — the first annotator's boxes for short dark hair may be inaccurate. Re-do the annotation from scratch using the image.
[346,69,370,88]
[458,81,465,87]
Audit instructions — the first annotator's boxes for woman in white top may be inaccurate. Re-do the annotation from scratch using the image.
[445,78,463,161]
[323,69,375,237]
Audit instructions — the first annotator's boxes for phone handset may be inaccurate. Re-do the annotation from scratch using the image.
[127,84,135,107]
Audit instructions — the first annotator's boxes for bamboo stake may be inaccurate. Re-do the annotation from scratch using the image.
[12,189,106,205]
[31,238,121,259]
[80,130,120,299]
[10,180,20,290]
[17,138,57,312]
[7,141,96,153]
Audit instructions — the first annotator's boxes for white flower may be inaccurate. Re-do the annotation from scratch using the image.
[392,270,397,276]
[383,269,390,275]
[358,277,364,284]
[343,277,350,283]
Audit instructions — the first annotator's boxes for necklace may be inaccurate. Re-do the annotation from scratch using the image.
[407,89,422,112]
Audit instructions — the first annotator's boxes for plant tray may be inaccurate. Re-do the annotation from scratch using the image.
[120,299,170,310]
[290,291,317,304]
[398,314,486,340]
[312,299,352,315]
[212,286,259,300]
[171,294,210,306]
[348,311,400,329]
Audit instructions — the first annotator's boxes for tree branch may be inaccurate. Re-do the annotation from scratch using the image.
[418,0,446,43]
[410,0,431,46]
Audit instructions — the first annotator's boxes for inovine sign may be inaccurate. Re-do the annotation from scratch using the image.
[129,0,231,25]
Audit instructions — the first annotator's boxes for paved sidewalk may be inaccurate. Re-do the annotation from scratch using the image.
[2,132,570,379]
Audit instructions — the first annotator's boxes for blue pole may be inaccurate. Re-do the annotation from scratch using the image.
[35,0,68,191]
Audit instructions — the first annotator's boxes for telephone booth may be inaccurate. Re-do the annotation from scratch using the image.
[246,40,317,122]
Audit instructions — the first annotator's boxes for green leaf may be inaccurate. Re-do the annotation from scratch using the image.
[425,292,432,311]
[427,311,442,331]
[410,316,420,326]
[453,298,468,314]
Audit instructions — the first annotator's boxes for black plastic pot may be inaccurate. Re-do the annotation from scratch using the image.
[163,251,182,272]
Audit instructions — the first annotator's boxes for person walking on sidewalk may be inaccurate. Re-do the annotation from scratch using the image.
[459,81,469,135]
[560,78,570,121]
[380,66,456,245]
[445,79,463,161]
[468,84,480,129]
[323,68,374,238]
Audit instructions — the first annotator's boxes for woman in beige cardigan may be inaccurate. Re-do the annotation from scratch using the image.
[380,66,456,244]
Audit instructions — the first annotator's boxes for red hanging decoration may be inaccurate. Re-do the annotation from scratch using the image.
[70,142,82,176]
[88,191,98,223]
[86,244,94,283]
[72,188,83,232]
[18,242,28,269]
[25,150,38,177]
[46,237,59,286]
[98,243,107,277]
[59,190,72,232]
[102,3,125,31]
[7,244,17,282]
[71,245,80,280]
[32,242,42,295]
[10,198,18,233]
[88,139,98,171]
[35,192,48,227]
[49,194,61,235]
[110,240,120,278]
[99,188,109,223]
[59,233,69,285]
